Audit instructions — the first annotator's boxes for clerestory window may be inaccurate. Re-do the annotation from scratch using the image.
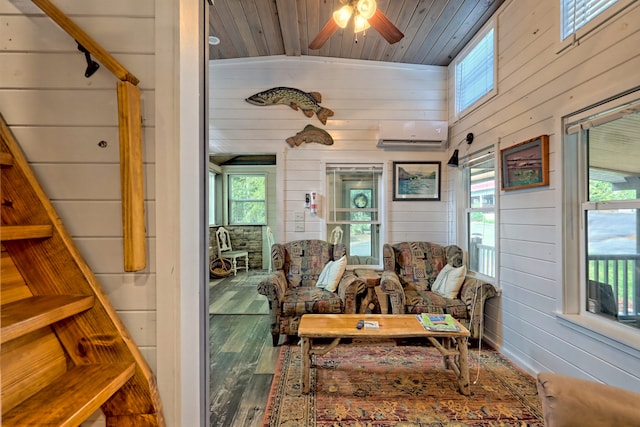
[454,21,496,118]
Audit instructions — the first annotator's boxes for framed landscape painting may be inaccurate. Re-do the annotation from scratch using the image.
[393,161,441,201]
[501,135,549,191]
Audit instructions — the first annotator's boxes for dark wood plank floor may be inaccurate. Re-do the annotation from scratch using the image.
[209,270,287,427]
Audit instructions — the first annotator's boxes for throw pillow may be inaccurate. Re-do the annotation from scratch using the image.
[316,260,334,289]
[431,263,467,299]
[316,256,347,292]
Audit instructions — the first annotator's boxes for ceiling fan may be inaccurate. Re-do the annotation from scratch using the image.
[308,0,404,50]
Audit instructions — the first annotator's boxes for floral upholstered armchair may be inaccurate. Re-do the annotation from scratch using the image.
[258,240,365,346]
[380,242,496,338]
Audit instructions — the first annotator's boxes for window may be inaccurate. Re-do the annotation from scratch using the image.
[209,169,217,226]
[564,94,640,332]
[326,164,383,268]
[454,22,496,118]
[464,151,496,279]
[228,174,266,225]
[560,0,634,47]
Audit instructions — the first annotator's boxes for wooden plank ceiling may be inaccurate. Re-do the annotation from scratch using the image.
[209,0,506,66]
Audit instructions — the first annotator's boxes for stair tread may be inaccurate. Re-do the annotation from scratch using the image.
[0,151,12,166]
[1,224,53,241]
[2,362,136,427]
[1,295,94,344]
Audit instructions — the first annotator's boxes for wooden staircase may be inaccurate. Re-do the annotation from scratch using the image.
[0,115,164,425]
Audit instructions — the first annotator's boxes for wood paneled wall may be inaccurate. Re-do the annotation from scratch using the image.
[209,57,452,247]
[0,0,158,372]
[449,0,640,392]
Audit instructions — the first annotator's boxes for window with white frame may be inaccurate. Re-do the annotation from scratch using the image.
[228,174,267,225]
[326,164,383,268]
[454,21,496,118]
[208,169,217,226]
[563,93,640,332]
[560,0,633,43]
[463,151,496,279]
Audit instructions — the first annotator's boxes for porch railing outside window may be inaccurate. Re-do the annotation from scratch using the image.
[588,254,639,322]
[466,152,496,279]
[564,95,640,330]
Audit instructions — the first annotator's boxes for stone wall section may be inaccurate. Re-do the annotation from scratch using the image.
[209,226,263,270]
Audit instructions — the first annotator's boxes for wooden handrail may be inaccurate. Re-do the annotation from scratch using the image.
[117,81,147,271]
[29,0,147,271]
[30,0,139,85]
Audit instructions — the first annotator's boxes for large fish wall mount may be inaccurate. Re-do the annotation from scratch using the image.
[286,124,334,148]
[245,87,334,125]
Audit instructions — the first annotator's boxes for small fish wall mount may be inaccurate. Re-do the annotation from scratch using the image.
[245,86,334,125]
[286,124,334,147]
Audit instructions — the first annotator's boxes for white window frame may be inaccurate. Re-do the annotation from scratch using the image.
[227,173,267,225]
[453,20,497,120]
[460,148,498,283]
[562,90,640,348]
[325,163,384,270]
[557,0,636,52]
[208,162,222,226]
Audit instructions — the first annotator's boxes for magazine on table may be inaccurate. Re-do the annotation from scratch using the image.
[416,313,461,332]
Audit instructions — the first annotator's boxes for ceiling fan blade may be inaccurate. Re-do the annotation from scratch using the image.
[368,9,404,44]
[309,18,339,50]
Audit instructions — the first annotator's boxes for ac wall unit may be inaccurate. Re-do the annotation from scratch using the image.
[377,120,448,150]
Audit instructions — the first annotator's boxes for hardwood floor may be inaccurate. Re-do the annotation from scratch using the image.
[209,270,286,427]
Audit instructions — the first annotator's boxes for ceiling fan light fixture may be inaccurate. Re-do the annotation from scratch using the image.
[354,15,370,33]
[333,5,353,28]
[357,0,376,20]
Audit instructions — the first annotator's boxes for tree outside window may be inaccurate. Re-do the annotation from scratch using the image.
[228,174,266,225]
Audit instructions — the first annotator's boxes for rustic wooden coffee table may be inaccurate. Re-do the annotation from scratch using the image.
[298,314,471,395]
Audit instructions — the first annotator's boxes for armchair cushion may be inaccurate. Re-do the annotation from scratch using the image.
[281,287,343,316]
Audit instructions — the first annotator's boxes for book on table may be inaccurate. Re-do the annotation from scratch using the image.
[416,313,461,332]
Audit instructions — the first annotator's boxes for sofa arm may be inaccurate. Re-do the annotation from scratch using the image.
[380,271,406,314]
[537,372,640,427]
[336,271,366,313]
[459,277,496,339]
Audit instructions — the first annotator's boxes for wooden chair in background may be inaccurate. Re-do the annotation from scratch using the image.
[215,227,249,276]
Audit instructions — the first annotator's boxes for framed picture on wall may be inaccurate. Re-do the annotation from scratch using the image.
[501,135,549,191]
[392,161,441,201]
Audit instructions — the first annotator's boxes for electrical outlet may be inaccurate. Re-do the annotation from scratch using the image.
[294,211,305,221]
[295,222,304,232]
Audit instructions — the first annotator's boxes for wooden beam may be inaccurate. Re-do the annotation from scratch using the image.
[117,81,146,272]
[30,0,139,85]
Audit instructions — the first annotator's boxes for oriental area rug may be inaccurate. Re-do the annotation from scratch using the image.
[262,342,543,426]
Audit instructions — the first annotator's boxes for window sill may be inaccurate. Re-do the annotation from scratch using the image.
[557,313,640,355]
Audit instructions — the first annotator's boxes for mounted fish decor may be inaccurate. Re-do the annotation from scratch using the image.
[245,87,334,125]
[286,124,334,147]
